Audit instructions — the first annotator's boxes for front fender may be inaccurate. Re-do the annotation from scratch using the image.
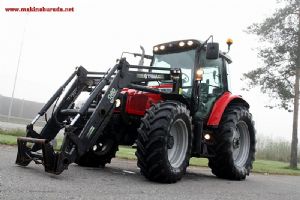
[207,92,249,127]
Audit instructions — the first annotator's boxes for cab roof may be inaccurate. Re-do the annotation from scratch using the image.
[153,39,232,64]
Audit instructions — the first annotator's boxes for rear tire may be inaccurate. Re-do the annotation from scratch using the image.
[136,101,192,183]
[75,136,118,167]
[208,105,256,180]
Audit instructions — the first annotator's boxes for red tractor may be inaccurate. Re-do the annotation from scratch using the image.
[16,37,256,183]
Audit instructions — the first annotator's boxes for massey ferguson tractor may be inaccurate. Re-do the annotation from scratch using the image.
[16,37,256,183]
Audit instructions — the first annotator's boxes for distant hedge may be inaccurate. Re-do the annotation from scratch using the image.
[256,135,300,162]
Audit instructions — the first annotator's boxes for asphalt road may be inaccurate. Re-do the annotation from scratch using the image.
[0,145,299,200]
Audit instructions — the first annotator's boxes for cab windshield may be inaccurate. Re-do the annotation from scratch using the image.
[151,49,196,96]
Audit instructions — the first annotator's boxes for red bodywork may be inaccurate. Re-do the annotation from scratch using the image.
[121,84,172,116]
[207,91,248,126]
[122,87,248,126]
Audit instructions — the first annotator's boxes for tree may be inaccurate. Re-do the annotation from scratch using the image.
[243,0,300,168]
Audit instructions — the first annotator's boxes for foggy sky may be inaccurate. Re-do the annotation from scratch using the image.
[0,0,294,140]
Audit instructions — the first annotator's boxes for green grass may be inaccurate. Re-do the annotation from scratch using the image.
[253,159,300,175]
[0,128,26,137]
[1,131,299,176]
[0,130,63,150]
[0,134,19,145]
[117,146,137,160]
[190,157,209,167]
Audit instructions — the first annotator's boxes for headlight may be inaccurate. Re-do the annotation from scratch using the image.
[204,133,211,140]
[179,41,185,47]
[159,45,165,50]
[115,99,121,108]
[187,41,193,46]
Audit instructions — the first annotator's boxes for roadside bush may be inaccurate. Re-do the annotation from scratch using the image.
[256,135,300,163]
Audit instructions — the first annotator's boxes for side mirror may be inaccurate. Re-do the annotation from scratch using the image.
[206,42,219,59]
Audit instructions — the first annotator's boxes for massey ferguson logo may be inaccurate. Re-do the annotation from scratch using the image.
[137,73,164,79]
[108,88,117,103]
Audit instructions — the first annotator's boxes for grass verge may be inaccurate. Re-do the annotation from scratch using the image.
[253,159,300,175]
[0,134,20,145]
[0,129,63,150]
[1,131,299,176]
[0,128,26,137]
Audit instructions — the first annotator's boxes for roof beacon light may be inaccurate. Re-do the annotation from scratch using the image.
[226,38,233,53]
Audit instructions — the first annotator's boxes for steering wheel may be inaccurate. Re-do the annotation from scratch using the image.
[182,73,189,84]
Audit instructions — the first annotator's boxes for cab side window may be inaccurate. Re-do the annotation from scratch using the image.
[201,58,223,98]
[197,51,224,117]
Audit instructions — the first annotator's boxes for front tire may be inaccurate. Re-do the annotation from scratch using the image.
[75,136,118,167]
[136,101,192,183]
[208,105,256,180]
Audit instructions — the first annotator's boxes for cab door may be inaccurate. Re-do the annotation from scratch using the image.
[196,52,226,119]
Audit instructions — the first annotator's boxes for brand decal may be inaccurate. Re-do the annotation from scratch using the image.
[108,88,117,103]
[137,73,165,80]
[87,126,95,138]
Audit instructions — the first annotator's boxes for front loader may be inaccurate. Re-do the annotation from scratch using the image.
[16,37,256,183]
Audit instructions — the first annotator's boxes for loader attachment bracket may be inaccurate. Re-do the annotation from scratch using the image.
[16,137,67,174]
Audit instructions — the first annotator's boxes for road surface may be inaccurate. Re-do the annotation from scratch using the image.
[0,145,299,200]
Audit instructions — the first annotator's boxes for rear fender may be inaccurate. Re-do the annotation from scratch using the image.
[207,92,249,127]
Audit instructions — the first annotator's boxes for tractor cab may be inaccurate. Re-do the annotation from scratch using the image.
[150,39,232,118]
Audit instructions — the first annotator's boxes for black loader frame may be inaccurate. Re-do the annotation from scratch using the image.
[16,58,186,174]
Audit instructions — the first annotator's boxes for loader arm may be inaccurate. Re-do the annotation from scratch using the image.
[16,58,181,174]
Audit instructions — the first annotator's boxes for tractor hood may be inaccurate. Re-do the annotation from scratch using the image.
[120,84,172,116]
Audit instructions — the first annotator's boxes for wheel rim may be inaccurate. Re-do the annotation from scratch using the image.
[232,121,250,167]
[167,119,188,168]
[93,139,114,156]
